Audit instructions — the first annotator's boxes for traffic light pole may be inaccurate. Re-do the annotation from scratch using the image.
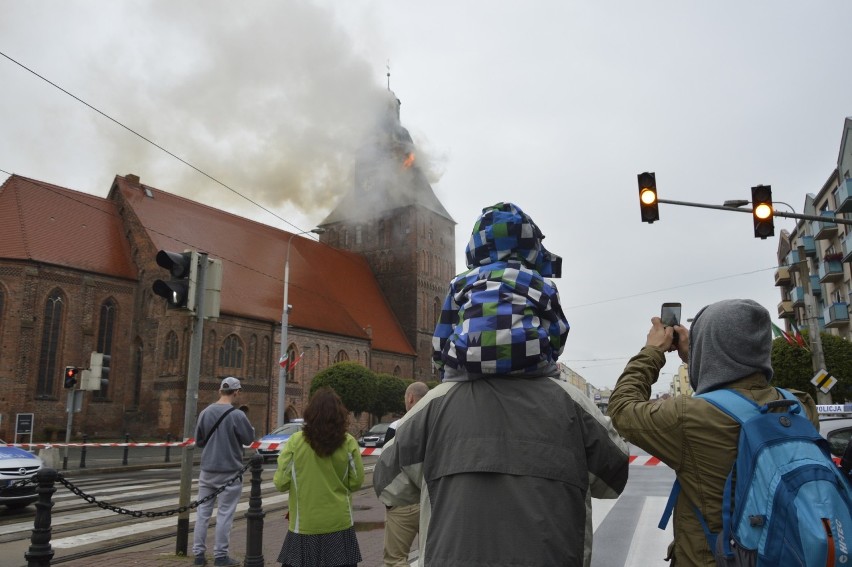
[175,252,208,556]
[657,198,852,226]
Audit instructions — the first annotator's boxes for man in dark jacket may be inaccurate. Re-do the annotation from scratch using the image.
[608,299,818,566]
[374,203,629,567]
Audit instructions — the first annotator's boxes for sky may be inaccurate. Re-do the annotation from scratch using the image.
[2,1,851,394]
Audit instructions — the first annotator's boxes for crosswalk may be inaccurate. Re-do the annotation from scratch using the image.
[1,462,675,566]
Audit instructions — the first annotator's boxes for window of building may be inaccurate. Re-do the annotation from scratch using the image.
[355,225,363,245]
[247,335,258,380]
[334,350,349,363]
[132,340,143,407]
[163,331,179,375]
[93,299,117,399]
[37,290,64,397]
[219,334,244,372]
[393,365,401,377]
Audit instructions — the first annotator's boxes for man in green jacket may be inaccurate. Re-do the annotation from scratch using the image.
[608,299,818,567]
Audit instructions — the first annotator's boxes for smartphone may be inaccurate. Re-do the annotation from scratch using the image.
[661,303,682,346]
[661,303,681,327]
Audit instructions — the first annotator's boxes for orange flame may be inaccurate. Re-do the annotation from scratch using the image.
[403,152,415,168]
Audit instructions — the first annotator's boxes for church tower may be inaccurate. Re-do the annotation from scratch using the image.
[319,91,455,381]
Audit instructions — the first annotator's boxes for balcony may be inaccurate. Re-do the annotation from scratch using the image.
[790,286,805,307]
[800,235,818,257]
[787,249,804,272]
[777,300,795,319]
[774,266,791,287]
[843,231,852,263]
[824,302,850,328]
[836,179,852,214]
[815,211,838,240]
[818,259,844,283]
[810,275,822,296]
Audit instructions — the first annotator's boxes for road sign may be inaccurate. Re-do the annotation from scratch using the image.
[811,369,837,394]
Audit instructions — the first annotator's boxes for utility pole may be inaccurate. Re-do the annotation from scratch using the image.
[796,245,832,404]
[175,252,208,556]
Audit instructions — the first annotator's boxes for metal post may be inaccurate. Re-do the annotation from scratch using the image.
[79,434,87,469]
[165,433,172,463]
[244,453,266,567]
[277,228,324,429]
[176,252,208,556]
[25,468,57,567]
[122,433,130,466]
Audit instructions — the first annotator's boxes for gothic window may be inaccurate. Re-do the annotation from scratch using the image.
[393,365,401,377]
[261,336,271,380]
[433,297,442,331]
[247,335,258,380]
[37,289,64,397]
[355,225,363,245]
[132,339,143,407]
[219,334,244,373]
[205,330,217,375]
[93,299,117,399]
[163,331,179,375]
[334,350,349,363]
[0,287,5,362]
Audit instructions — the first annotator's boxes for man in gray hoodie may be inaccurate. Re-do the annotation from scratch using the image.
[608,299,818,566]
[192,377,255,567]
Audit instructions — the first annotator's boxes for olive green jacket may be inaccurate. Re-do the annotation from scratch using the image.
[608,346,818,567]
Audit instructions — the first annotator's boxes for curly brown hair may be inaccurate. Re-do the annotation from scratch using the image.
[302,387,349,457]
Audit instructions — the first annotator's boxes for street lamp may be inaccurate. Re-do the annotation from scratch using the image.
[277,227,325,428]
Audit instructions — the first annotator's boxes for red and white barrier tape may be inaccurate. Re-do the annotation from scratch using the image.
[628,455,664,466]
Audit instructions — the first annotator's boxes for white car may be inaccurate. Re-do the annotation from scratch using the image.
[0,441,43,509]
[818,416,852,460]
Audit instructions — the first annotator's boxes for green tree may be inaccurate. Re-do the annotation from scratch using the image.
[370,374,410,421]
[771,331,852,402]
[310,362,377,418]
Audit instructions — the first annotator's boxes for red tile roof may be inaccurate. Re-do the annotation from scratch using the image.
[0,175,137,280]
[112,175,414,356]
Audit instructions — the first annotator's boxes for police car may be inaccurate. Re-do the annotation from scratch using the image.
[255,420,304,463]
[817,404,852,460]
[0,441,43,509]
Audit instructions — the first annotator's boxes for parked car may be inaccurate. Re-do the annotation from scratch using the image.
[358,422,391,448]
[819,415,852,459]
[0,441,43,509]
[255,420,304,463]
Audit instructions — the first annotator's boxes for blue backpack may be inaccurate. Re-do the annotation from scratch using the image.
[660,388,852,566]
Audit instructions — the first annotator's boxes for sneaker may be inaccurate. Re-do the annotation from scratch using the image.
[213,557,241,567]
[193,554,208,566]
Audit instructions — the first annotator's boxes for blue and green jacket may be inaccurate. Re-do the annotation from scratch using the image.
[432,202,570,378]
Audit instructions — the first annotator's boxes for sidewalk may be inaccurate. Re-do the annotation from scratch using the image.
[56,487,397,567]
[26,447,414,566]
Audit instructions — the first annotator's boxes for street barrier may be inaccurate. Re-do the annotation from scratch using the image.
[5,439,385,456]
[16,455,265,566]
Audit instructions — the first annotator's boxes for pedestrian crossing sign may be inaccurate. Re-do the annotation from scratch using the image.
[810,369,837,393]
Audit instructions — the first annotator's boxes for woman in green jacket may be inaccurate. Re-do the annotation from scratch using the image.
[274,387,365,567]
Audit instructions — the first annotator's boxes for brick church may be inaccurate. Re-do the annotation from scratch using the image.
[0,92,456,441]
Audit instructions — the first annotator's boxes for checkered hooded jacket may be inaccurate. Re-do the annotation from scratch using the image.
[432,202,570,379]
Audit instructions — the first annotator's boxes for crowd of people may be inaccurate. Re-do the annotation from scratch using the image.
[195,202,844,567]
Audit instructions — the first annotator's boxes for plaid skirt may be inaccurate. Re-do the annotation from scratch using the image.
[278,526,362,567]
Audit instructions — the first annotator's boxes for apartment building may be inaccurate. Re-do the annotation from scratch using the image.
[776,118,852,339]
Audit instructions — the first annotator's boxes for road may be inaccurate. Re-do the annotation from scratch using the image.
[1,446,676,566]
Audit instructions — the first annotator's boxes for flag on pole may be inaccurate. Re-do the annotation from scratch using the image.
[771,322,797,347]
[287,352,305,371]
[278,354,289,368]
[790,321,810,351]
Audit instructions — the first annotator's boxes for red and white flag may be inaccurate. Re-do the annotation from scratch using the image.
[278,354,289,368]
[287,352,304,371]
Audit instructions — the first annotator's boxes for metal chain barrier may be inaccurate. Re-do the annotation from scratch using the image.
[10,461,252,518]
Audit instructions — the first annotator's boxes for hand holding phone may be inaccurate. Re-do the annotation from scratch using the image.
[661,302,682,347]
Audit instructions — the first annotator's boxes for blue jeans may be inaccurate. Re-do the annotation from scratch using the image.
[192,470,243,558]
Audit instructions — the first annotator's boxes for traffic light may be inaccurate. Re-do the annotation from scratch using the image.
[751,185,774,239]
[64,366,79,389]
[638,172,659,223]
[86,352,111,390]
[152,250,198,312]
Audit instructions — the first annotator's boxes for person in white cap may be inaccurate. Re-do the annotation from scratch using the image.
[192,377,255,567]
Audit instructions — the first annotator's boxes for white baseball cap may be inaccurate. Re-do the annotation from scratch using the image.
[220,377,242,391]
